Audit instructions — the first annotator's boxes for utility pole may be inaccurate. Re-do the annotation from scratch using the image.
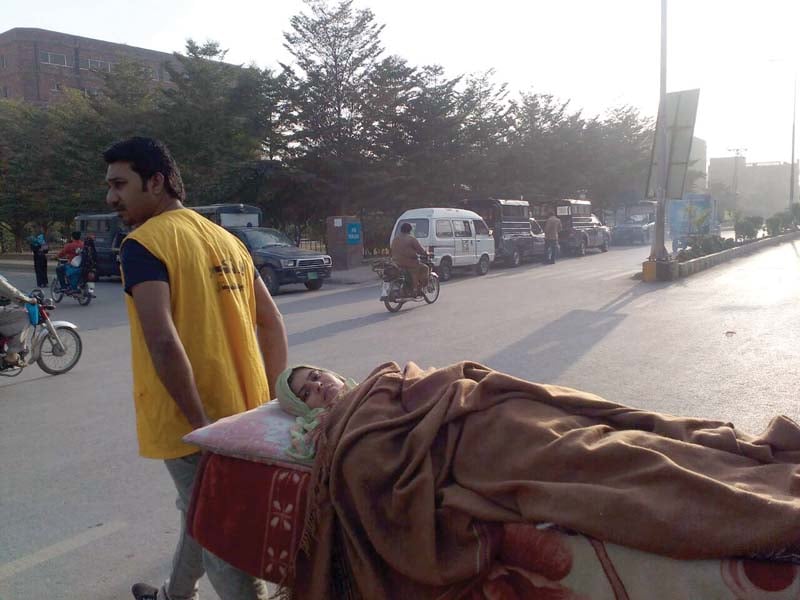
[790,75,796,216]
[727,147,747,213]
[649,0,669,261]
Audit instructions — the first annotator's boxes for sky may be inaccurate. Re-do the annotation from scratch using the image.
[5,0,800,163]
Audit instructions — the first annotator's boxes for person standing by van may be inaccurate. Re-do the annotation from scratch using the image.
[544,211,562,264]
[390,222,429,294]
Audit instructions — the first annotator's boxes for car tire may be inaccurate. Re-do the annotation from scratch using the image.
[260,266,280,296]
[304,279,323,291]
[436,258,452,281]
[475,254,490,276]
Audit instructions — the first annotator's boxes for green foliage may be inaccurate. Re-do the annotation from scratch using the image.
[0,0,657,249]
[734,216,763,241]
[675,235,735,262]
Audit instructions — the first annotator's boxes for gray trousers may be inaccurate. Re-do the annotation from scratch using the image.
[0,307,29,352]
[162,453,270,600]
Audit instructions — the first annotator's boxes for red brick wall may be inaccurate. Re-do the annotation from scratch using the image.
[0,28,177,105]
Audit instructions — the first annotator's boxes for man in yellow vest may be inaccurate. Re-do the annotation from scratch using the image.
[104,137,287,600]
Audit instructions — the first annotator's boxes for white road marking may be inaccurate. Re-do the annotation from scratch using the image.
[0,521,127,581]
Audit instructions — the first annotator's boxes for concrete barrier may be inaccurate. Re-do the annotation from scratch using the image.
[676,231,800,278]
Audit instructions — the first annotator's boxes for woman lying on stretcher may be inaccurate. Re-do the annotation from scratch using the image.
[274,361,800,599]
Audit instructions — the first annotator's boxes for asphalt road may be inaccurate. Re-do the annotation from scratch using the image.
[2,241,799,600]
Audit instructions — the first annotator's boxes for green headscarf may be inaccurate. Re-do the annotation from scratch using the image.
[275,365,357,463]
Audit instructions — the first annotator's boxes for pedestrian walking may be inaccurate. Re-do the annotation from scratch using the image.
[28,229,49,286]
[104,136,287,600]
[544,210,562,264]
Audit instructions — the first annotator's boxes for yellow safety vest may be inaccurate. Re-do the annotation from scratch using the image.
[121,208,269,459]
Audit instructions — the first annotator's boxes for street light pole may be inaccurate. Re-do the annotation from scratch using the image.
[649,0,669,261]
[790,75,796,215]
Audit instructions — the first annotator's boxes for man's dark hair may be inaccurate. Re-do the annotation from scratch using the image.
[71,231,81,241]
[103,137,186,201]
[400,222,413,234]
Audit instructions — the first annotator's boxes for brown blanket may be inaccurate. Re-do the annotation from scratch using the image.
[292,362,800,599]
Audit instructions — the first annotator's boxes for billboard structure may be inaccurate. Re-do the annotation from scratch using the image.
[646,88,701,201]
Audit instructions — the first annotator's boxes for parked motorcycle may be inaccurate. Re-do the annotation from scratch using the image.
[0,290,83,377]
[51,239,98,306]
[372,255,440,313]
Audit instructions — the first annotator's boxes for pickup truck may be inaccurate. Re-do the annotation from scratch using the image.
[554,199,611,255]
[226,226,332,295]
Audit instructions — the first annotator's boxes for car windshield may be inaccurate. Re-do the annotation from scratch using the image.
[239,228,294,249]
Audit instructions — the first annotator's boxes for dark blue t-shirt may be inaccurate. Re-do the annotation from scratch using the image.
[120,240,169,295]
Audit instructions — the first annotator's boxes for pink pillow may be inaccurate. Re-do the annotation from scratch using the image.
[183,401,311,470]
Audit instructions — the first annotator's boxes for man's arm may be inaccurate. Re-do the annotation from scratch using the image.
[0,276,33,303]
[253,277,288,394]
[411,236,427,256]
[130,280,210,429]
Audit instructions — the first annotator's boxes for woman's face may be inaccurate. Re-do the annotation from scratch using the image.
[290,367,345,410]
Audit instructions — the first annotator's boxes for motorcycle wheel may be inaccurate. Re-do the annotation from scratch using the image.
[422,276,440,304]
[51,278,64,303]
[77,286,92,306]
[37,326,82,375]
[384,299,404,313]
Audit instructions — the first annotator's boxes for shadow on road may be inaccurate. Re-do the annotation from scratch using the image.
[484,281,665,381]
[275,284,375,315]
[289,310,396,346]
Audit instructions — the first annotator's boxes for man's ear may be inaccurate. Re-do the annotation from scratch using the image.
[147,172,166,196]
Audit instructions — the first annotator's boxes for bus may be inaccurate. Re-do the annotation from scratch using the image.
[73,204,263,278]
[190,204,262,228]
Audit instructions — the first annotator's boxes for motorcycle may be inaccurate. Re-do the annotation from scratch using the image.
[372,254,440,313]
[51,240,98,306]
[0,290,83,377]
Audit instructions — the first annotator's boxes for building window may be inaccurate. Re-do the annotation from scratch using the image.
[50,82,63,93]
[0,55,6,69]
[87,58,112,73]
[1,86,8,98]
[40,52,68,67]
[80,87,100,97]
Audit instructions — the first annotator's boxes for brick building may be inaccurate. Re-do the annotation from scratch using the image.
[0,27,176,104]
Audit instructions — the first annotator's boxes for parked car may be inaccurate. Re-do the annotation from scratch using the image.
[612,214,655,245]
[390,208,494,280]
[554,199,611,255]
[465,198,545,266]
[226,226,332,295]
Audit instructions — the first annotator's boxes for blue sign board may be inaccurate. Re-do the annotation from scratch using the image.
[346,222,361,245]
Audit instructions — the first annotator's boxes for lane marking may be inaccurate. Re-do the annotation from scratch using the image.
[0,521,127,581]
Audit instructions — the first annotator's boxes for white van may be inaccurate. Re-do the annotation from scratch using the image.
[390,208,495,280]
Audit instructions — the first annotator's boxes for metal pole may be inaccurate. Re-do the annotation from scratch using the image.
[650,0,669,260]
[790,75,796,216]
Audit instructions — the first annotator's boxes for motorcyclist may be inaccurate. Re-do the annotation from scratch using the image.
[0,274,34,367]
[390,223,430,295]
[57,231,84,288]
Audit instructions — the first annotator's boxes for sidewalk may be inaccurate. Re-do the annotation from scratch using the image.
[328,261,380,286]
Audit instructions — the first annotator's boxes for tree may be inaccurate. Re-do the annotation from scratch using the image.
[282,0,386,213]
[155,41,278,205]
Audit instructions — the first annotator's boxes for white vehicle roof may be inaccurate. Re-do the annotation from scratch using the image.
[396,207,483,221]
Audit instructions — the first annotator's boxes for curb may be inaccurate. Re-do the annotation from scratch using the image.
[677,231,800,278]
